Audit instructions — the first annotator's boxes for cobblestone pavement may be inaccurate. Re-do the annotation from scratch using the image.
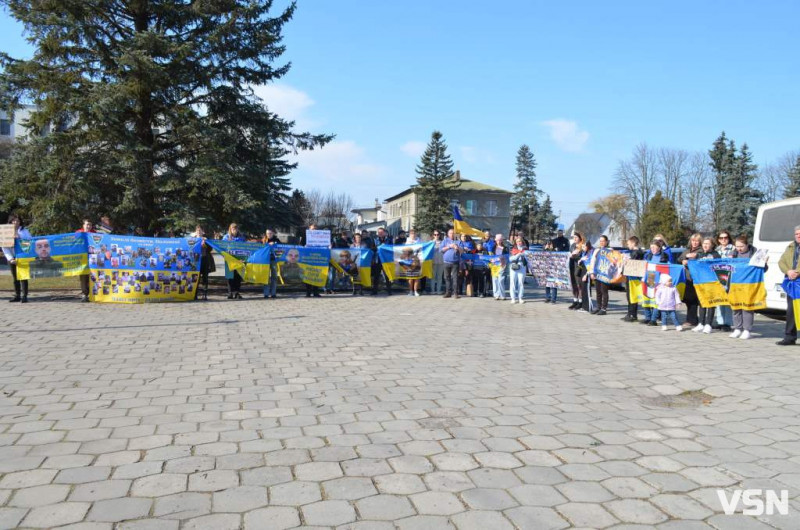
[1,286,798,529]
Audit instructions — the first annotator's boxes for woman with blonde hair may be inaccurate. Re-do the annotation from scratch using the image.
[222,223,246,299]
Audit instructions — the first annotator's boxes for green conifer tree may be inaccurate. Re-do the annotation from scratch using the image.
[414,131,458,234]
[640,191,682,244]
[511,145,540,241]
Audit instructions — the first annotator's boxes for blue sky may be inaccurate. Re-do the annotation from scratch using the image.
[2,1,799,226]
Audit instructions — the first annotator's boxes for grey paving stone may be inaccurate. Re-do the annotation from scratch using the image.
[69,480,131,502]
[131,473,187,497]
[86,497,153,522]
[395,515,456,530]
[409,491,465,515]
[374,473,426,494]
[269,481,322,505]
[451,510,515,530]
[604,499,668,524]
[10,484,71,507]
[188,470,238,492]
[21,502,90,528]
[504,506,569,530]
[322,476,379,500]
[152,492,211,519]
[509,484,568,506]
[301,500,357,526]
[243,506,300,530]
[211,486,268,512]
[355,494,416,520]
[0,507,27,530]
[183,513,241,530]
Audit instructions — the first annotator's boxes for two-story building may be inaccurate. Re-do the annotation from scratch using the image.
[0,105,35,144]
[382,171,512,237]
[351,199,387,233]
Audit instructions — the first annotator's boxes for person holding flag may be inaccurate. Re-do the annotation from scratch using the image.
[777,225,800,346]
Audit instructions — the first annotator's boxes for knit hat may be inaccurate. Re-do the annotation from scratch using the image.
[659,274,672,285]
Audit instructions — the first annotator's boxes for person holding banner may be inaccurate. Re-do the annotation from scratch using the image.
[568,233,584,309]
[575,240,593,313]
[472,240,489,297]
[488,233,509,300]
[75,219,95,302]
[509,236,528,304]
[192,226,215,300]
[714,231,735,332]
[729,235,762,339]
[777,226,800,346]
[405,229,422,296]
[622,236,645,321]
[2,214,32,303]
[678,234,703,328]
[692,237,721,333]
[588,235,611,315]
[263,229,281,299]
[458,233,475,296]
[222,223,246,299]
[371,227,393,296]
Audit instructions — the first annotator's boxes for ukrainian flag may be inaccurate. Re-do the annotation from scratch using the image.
[782,278,800,329]
[453,205,486,238]
[687,258,766,310]
[638,263,686,308]
[242,246,273,284]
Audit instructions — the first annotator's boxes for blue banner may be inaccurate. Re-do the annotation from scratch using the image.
[15,232,89,280]
[87,234,203,303]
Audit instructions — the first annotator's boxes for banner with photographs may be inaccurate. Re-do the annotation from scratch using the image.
[330,248,373,288]
[15,233,89,281]
[591,248,626,284]
[87,234,203,303]
[274,245,330,287]
[378,242,435,281]
[524,251,570,289]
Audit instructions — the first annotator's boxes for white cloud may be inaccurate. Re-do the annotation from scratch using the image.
[400,141,426,158]
[251,84,318,130]
[294,140,383,182]
[541,119,589,152]
[460,146,477,164]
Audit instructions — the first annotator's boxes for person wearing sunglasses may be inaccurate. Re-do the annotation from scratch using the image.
[714,231,735,332]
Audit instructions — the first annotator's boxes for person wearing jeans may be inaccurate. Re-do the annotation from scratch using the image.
[488,233,509,300]
[75,218,96,302]
[440,228,461,298]
[714,231,735,331]
[509,236,528,304]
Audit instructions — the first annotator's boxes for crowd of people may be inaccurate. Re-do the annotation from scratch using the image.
[3,213,799,347]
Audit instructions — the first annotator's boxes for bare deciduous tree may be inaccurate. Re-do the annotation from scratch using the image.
[682,152,713,233]
[613,143,658,235]
[658,148,689,211]
[590,194,632,240]
[303,189,355,232]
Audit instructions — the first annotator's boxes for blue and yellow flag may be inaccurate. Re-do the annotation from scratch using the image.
[15,233,89,281]
[206,240,265,279]
[782,278,800,330]
[274,244,330,287]
[378,241,435,281]
[453,206,486,238]
[637,263,686,309]
[330,248,373,288]
[687,258,766,310]
[591,249,626,285]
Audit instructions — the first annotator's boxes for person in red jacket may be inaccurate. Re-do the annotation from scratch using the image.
[76,219,95,302]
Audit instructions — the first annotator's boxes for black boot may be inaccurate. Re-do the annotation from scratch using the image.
[20,282,28,303]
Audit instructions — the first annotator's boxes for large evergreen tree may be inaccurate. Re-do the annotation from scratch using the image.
[708,132,735,232]
[640,191,682,244]
[785,155,800,198]
[709,133,761,236]
[414,131,458,234]
[534,194,557,243]
[511,144,540,241]
[0,0,331,234]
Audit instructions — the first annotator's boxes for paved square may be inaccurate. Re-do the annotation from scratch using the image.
[1,288,798,529]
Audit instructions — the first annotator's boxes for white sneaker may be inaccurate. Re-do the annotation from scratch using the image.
[740,330,751,340]
[510,299,516,304]
[729,329,742,339]
[662,325,668,331]
[692,324,704,332]
[675,326,682,332]
[414,291,420,297]
[519,299,525,304]
[703,325,712,334]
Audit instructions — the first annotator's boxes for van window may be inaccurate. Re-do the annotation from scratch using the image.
[759,204,800,242]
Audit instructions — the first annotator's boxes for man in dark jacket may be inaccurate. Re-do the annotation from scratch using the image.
[777,226,800,346]
[551,229,570,252]
[371,227,393,295]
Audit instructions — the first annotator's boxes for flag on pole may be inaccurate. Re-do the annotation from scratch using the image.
[453,205,485,238]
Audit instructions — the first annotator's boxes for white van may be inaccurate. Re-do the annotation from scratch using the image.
[753,197,800,311]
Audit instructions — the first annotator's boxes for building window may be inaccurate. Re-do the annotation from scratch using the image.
[466,200,477,215]
[0,119,10,136]
[486,200,498,217]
